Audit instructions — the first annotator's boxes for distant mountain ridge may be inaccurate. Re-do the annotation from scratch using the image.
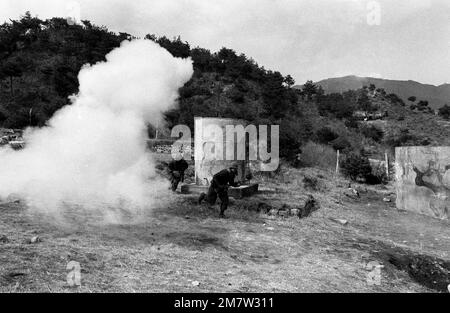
[296,75,450,110]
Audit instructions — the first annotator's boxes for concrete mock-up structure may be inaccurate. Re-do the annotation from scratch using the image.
[181,117,258,199]
[395,146,449,220]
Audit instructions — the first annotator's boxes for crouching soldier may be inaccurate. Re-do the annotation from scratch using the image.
[168,158,189,192]
[198,164,239,218]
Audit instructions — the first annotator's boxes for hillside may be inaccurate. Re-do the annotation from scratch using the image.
[0,13,303,157]
[1,13,450,163]
[298,75,450,110]
[362,90,450,148]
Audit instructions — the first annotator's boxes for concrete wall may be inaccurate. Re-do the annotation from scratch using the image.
[395,146,450,219]
[194,117,248,186]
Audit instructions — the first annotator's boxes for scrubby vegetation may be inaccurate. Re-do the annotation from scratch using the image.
[438,104,450,120]
[340,152,372,182]
[2,12,450,172]
[360,125,383,143]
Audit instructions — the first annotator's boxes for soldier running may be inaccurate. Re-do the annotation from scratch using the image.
[167,158,189,192]
[198,164,240,218]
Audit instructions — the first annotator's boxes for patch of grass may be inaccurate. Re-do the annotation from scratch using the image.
[0,167,448,292]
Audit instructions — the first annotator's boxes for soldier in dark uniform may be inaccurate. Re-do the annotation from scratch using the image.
[167,158,189,192]
[198,164,239,218]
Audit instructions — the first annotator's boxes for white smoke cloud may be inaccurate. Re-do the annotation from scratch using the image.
[0,39,193,218]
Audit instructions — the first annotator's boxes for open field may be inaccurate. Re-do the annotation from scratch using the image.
[0,167,449,293]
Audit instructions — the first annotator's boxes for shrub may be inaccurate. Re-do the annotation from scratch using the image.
[384,129,422,147]
[297,141,337,170]
[279,115,314,160]
[316,93,355,118]
[315,127,338,144]
[303,175,319,191]
[365,174,382,185]
[438,104,450,120]
[360,125,383,142]
[345,117,359,129]
[340,152,372,181]
[300,195,320,218]
[330,136,352,151]
[367,163,388,185]
[417,100,429,107]
[357,93,377,112]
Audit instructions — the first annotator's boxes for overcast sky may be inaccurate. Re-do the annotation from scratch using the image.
[1,0,449,85]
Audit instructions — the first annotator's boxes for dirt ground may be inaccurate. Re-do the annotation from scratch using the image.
[0,166,449,293]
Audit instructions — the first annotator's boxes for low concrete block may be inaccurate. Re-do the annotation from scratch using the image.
[180,183,259,199]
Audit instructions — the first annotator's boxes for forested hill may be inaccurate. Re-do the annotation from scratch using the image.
[0,13,306,156]
[2,13,450,161]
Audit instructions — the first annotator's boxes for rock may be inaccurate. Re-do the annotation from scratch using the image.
[258,187,276,193]
[278,210,289,218]
[0,235,9,243]
[268,209,278,216]
[344,191,359,200]
[383,198,391,202]
[299,195,320,218]
[349,188,360,198]
[29,236,42,244]
[356,187,368,194]
[330,218,348,226]
[191,281,200,287]
[344,188,360,199]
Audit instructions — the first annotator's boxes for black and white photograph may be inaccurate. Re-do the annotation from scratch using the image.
[0,0,449,302]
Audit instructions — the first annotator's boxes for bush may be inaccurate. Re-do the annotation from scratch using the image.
[279,115,314,160]
[315,127,338,144]
[366,163,388,185]
[360,125,383,142]
[303,175,319,191]
[417,100,429,107]
[340,152,372,181]
[330,136,352,151]
[345,117,359,129]
[297,141,337,170]
[384,129,422,147]
[438,104,450,120]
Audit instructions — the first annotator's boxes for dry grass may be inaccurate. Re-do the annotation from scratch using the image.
[0,166,449,293]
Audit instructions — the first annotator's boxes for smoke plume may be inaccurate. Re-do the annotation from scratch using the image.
[0,39,193,217]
